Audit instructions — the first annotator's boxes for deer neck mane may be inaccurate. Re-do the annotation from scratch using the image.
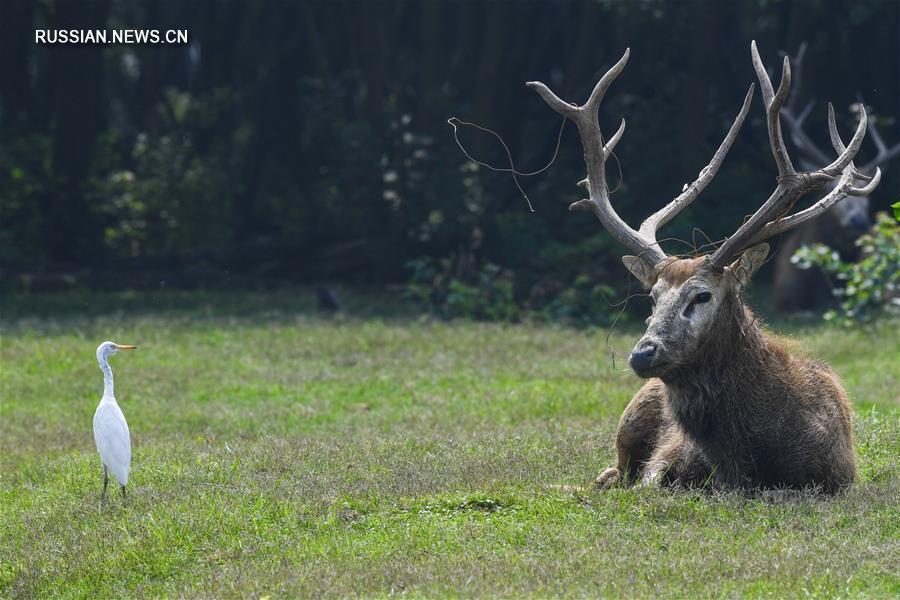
[661,293,774,445]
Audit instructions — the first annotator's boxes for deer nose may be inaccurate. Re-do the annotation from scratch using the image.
[629,342,658,371]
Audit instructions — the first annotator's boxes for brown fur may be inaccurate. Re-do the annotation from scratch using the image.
[773,211,864,313]
[603,252,857,493]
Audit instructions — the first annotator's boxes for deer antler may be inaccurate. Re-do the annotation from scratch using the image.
[523,42,880,271]
[779,42,832,168]
[861,107,900,173]
[526,50,754,266]
[707,41,875,268]
[745,104,881,245]
[781,42,900,176]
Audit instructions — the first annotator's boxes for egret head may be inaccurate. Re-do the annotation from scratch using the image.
[96,341,137,365]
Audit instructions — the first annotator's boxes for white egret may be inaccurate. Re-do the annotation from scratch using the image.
[93,341,137,501]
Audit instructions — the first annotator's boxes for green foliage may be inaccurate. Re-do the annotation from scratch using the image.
[88,89,240,258]
[406,250,627,326]
[4,0,900,292]
[792,212,900,324]
[407,256,519,321]
[535,273,622,328]
[0,133,54,265]
[446,267,517,322]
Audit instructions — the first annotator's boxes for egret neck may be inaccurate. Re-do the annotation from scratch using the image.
[98,352,116,400]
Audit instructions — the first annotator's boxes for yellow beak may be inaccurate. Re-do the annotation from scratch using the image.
[114,344,138,350]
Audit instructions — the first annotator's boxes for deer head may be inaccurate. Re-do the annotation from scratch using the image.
[780,42,900,234]
[526,41,880,378]
[622,246,769,378]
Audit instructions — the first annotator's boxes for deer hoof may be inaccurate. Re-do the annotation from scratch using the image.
[595,467,621,490]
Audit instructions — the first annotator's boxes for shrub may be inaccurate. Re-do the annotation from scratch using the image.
[406,253,630,327]
[792,212,900,324]
[88,89,239,259]
[534,272,622,328]
[406,256,518,321]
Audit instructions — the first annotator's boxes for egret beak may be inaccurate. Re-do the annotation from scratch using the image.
[114,344,138,350]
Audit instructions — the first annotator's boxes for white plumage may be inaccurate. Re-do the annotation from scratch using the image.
[93,399,130,485]
[93,341,137,500]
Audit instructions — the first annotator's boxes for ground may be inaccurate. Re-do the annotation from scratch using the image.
[1,291,898,598]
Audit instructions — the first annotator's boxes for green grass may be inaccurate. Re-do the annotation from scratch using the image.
[1,290,898,598]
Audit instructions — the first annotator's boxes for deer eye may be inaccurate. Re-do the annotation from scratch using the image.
[693,291,712,304]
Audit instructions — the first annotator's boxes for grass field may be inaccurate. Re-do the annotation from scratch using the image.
[1,290,898,598]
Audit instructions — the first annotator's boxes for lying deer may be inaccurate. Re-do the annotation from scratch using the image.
[524,41,879,493]
[773,43,900,312]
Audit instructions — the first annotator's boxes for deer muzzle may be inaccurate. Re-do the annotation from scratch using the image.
[629,340,660,375]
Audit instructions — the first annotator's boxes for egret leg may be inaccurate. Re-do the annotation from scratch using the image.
[101,466,109,501]
[121,485,126,502]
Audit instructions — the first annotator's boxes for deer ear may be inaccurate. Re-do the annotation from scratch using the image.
[726,243,770,288]
[622,255,656,288]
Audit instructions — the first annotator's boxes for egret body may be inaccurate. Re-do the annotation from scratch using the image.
[93,341,137,500]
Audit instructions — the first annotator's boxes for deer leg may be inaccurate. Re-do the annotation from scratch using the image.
[595,466,622,489]
[597,381,669,488]
[641,432,711,488]
[641,430,685,487]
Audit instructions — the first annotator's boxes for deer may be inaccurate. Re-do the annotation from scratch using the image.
[522,41,880,493]
[773,42,900,312]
